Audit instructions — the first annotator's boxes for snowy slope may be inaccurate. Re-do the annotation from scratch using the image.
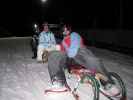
[0,37,133,100]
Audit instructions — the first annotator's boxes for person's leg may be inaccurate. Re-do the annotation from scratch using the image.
[34,47,37,58]
[74,47,120,95]
[74,47,110,79]
[32,49,37,59]
[37,46,44,62]
[34,37,38,58]
[31,37,36,58]
[48,51,67,86]
[32,43,37,58]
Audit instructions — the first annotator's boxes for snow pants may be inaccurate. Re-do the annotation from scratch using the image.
[48,47,109,85]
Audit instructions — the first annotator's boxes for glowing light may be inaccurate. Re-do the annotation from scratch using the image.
[41,0,47,3]
[34,24,37,28]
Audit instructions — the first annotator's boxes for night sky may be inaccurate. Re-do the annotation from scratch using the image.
[0,0,132,36]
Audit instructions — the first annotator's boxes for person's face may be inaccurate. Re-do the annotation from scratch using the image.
[43,25,49,32]
[63,27,70,36]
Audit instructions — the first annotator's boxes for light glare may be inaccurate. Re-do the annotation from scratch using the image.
[41,0,47,3]
[34,24,37,28]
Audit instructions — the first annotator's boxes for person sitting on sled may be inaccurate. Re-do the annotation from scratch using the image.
[37,22,56,62]
[47,24,120,96]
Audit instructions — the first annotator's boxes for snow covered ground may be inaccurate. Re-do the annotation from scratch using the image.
[0,37,133,100]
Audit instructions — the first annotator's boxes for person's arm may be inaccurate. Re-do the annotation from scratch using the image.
[60,41,65,52]
[51,32,56,45]
[38,32,44,44]
[68,32,81,58]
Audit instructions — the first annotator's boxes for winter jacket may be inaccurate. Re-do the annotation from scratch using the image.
[61,32,84,58]
[38,31,56,48]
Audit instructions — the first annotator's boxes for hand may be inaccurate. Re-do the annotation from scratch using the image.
[56,45,61,51]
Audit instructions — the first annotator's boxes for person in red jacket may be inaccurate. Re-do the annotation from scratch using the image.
[46,24,120,96]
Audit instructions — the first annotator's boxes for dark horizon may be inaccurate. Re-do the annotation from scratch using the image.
[0,0,133,57]
[0,0,132,35]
